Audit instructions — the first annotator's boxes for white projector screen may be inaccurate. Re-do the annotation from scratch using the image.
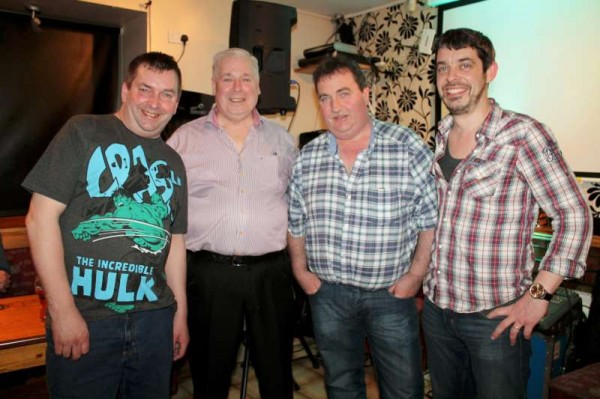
[440,0,600,172]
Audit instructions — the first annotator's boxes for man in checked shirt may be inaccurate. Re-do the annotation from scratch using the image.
[288,55,437,399]
[422,28,592,399]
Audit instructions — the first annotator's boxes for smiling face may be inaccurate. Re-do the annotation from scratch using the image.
[118,65,179,139]
[212,54,260,125]
[316,69,371,142]
[436,46,497,116]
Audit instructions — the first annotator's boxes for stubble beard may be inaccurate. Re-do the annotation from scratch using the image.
[443,84,486,116]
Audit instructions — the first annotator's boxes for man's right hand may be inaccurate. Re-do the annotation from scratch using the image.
[295,269,322,295]
[51,307,90,360]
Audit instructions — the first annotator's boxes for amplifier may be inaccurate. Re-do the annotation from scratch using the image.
[537,288,582,333]
[528,288,583,399]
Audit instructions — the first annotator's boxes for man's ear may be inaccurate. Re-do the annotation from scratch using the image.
[361,86,370,104]
[121,82,129,103]
[486,61,498,84]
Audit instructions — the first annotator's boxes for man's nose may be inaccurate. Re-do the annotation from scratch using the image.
[331,96,341,111]
[148,93,160,107]
[446,66,458,82]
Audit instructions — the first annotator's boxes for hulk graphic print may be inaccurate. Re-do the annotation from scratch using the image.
[72,192,170,254]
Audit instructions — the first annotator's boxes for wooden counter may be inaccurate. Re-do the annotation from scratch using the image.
[0,294,46,373]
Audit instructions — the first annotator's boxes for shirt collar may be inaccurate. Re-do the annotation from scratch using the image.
[206,107,262,129]
[438,98,500,143]
[326,118,376,155]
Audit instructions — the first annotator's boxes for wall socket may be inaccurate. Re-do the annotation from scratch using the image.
[168,30,182,44]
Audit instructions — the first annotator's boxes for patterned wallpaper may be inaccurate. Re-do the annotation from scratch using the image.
[347,1,438,149]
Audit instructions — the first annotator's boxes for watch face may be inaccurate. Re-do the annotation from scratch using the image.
[530,283,546,299]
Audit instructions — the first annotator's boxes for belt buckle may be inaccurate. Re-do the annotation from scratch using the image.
[231,255,245,267]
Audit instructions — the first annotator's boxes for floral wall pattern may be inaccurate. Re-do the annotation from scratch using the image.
[347,1,438,149]
[577,175,600,236]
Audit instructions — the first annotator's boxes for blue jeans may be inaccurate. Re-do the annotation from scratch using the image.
[46,306,174,399]
[308,282,423,399]
[422,298,531,399]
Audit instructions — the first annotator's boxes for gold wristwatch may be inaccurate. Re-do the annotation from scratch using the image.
[529,283,554,301]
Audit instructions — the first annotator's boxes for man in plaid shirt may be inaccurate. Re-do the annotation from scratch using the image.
[422,28,592,399]
[287,55,437,398]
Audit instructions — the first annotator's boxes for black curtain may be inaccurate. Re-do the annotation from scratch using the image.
[0,12,119,216]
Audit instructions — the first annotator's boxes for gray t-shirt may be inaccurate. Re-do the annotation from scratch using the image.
[23,114,187,320]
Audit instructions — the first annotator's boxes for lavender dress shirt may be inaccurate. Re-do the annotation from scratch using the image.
[167,108,297,255]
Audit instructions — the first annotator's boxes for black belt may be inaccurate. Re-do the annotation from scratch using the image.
[192,249,287,267]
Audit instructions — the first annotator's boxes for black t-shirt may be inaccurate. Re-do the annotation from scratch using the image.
[438,149,463,182]
[23,114,187,320]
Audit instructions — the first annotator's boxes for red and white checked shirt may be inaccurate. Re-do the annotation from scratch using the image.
[424,100,592,312]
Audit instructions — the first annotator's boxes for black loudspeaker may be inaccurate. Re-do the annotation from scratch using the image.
[161,90,215,141]
[229,0,297,115]
[299,130,326,149]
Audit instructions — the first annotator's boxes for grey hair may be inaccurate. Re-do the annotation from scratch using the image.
[212,48,260,81]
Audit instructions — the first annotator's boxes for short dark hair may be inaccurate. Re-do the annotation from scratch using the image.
[434,28,496,72]
[313,55,368,92]
[125,52,182,96]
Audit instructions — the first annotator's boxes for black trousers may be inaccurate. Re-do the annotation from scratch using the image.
[186,250,295,399]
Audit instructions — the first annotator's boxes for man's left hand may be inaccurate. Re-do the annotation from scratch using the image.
[172,312,189,361]
[388,271,423,299]
[488,295,549,345]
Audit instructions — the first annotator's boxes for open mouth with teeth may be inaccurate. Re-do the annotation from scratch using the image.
[141,109,160,119]
[444,86,468,100]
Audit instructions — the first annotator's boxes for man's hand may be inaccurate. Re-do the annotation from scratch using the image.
[295,269,321,295]
[388,270,423,299]
[172,311,189,361]
[488,295,549,345]
[0,270,11,293]
[50,306,90,360]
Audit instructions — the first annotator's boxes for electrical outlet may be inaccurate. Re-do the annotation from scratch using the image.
[168,30,181,44]
[418,28,436,55]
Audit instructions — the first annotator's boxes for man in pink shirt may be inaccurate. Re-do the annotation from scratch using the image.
[167,48,297,399]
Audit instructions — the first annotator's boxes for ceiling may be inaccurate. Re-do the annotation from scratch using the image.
[267,0,403,17]
[0,0,406,25]
[0,0,143,26]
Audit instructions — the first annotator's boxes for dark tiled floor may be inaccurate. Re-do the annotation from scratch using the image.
[0,339,432,398]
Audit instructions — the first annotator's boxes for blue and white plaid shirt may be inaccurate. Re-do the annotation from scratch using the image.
[288,118,437,290]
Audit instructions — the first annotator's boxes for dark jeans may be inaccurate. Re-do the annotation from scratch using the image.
[46,306,174,399]
[309,282,424,399]
[423,298,531,399]
[186,250,295,399]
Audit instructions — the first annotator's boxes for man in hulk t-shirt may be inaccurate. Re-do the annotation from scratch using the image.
[22,52,188,399]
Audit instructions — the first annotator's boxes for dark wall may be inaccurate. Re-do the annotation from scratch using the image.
[0,12,119,216]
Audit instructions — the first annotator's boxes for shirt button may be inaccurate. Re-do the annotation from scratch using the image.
[347,194,351,200]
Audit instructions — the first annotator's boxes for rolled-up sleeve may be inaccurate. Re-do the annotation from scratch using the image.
[518,122,592,279]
